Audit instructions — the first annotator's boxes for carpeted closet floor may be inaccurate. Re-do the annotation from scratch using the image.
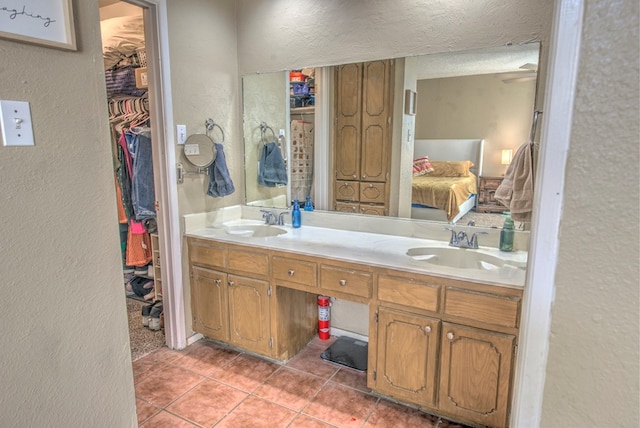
[127,297,166,361]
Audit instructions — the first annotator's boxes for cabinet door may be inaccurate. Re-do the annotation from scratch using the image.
[439,323,515,428]
[335,62,362,180]
[191,266,228,341]
[360,60,392,182]
[227,274,271,355]
[374,307,439,407]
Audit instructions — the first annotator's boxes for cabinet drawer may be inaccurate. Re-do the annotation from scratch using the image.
[228,248,269,277]
[335,201,359,213]
[272,256,317,287]
[189,240,226,269]
[359,204,386,216]
[335,180,360,201]
[378,275,440,312]
[444,287,520,328]
[480,177,503,189]
[320,265,371,298]
[359,182,386,204]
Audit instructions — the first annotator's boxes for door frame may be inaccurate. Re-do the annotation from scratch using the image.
[125,0,186,350]
[113,0,585,423]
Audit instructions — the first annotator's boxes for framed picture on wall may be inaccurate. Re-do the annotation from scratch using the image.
[0,0,77,51]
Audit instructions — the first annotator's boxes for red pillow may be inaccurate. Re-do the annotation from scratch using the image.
[413,156,435,176]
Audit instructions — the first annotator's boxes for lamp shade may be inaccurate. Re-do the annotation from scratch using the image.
[501,149,513,165]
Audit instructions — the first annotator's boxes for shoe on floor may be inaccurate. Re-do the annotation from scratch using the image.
[134,265,148,276]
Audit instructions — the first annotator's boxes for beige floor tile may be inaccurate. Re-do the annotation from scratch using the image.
[254,367,327,411]
[167,379,247,427]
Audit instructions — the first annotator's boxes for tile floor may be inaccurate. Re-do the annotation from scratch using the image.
[133,337,469,428]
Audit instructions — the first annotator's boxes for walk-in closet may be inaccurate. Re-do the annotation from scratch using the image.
[100,0,165,359]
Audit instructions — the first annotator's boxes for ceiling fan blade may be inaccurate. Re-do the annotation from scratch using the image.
[519,63,538,71]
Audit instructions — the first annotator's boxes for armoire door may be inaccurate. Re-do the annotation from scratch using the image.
[334,62,363,181]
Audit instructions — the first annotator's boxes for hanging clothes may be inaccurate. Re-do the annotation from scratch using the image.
[125,127,156,220]
[207,143,235,197]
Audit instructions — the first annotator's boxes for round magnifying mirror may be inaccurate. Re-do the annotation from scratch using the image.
[183,134,216,167]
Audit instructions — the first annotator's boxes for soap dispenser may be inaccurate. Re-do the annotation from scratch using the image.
[499,212,514,252]
[292,199,301,228]
[304,196,314,211]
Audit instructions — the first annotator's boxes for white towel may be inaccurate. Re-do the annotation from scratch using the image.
[495,142,534,222]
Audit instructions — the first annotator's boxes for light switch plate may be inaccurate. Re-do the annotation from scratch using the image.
[176,124,187,144]
[0,100,35,146]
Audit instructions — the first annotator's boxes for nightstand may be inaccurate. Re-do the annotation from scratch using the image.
[477,176,507,213]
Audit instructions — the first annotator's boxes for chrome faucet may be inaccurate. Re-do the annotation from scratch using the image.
[444,227,487,249]
[277,211,287,226]
[260,210,277,225]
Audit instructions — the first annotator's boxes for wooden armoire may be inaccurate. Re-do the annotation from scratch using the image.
[333,59,394,215]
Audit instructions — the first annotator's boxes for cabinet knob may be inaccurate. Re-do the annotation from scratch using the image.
[369,183,373,188]
[424,326,432,334]
[228,280,234,287]
[214,279,221,286]
[339,279,347,286]
[362,175,367,179]
[288,269,295,276]
[352,174,357,179]
[446,332,454,340]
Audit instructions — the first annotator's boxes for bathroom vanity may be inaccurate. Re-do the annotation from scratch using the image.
[184,207,527,428]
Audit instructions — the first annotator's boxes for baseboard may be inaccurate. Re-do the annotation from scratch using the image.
[330,327,368,343]
[186,333,203,346]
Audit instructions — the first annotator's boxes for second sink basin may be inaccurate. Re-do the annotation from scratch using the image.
[225,224,287,238]
[407,247,513,270]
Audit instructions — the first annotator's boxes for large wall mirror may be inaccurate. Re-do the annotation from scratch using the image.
[242,42,540,226]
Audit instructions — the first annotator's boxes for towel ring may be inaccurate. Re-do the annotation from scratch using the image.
[260,122,277,144]
[205,118,225,144]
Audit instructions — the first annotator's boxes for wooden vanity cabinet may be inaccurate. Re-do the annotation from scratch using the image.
[187,237,522,427]
[374,307,440,407]
[227,274,271,355]
[438,322,515,428]
[370,271,521,428]
[191,266,228,341]
[188,238,273,356]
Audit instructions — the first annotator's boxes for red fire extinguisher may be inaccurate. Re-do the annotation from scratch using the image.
[318,295,331,340]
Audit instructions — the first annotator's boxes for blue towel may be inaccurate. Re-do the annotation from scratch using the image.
[258,141,288,187]
[207,143,235,197]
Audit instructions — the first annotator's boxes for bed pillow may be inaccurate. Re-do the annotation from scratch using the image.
[413,156,435,176]
[429,160,474,177]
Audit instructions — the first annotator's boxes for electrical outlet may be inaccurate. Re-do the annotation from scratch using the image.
[176,124,187,144]
[0,100,34,146]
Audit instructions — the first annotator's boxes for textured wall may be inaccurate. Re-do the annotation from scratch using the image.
[0,2,136,426]
[166,0,241,334]
[541,0,640,426]
[169,0,243,216]
[416,74,536,176]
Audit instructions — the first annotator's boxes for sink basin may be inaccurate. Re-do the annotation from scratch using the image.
[225,224,287,238]
[407,247,512,270]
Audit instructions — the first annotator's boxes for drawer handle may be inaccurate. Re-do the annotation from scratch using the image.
[228,280,234,287]
[339,279,347,286]
[446,332,454,340]
[288,269,295,276]
[214,279,221,286]
[424,326,432,334]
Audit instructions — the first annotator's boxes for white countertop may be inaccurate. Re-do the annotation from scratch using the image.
[184,209,527,288]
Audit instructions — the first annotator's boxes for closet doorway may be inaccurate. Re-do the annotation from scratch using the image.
[99,0,184,357]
